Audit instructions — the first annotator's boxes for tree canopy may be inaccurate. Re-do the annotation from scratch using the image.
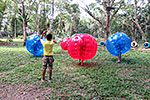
[0,0,149,42]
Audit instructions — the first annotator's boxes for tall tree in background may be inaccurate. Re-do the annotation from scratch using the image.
[11,0,18,38]
[0,0,7,36]
[130,0,147,41]
[54,0,81,37]
[49,0,55,33]
[21,0,36,45]
[21,0,27,46]
[36,0,41,34]
[84,0,123,41]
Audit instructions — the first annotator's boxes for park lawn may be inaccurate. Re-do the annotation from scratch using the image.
[0,40,150,100]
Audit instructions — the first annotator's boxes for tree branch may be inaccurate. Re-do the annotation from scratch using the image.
[82,6,105,31]
[130,16,136,23]
[28,0,36,16]
[110,3,123,22]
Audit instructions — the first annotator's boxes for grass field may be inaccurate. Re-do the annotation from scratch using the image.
[0,39,150,100]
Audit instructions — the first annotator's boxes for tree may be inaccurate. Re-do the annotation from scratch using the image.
[21,0,27,46]
[84,0,124,41]
[49,0,55,33]
[54,0,81,37]
[129,0,147,41]
[0,0,7,35]
[139,1,150,39]
[20,0,36,45]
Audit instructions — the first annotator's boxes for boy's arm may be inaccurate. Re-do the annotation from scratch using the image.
[53,40,57,44]
[40,30,47,40]
[43,30,47,38]
[40,34,44,40]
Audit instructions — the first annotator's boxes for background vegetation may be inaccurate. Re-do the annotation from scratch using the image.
[0,0,150,44]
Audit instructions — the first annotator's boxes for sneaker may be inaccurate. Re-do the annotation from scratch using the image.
[115,60,120,63]
[41,78,45,82]
[48,78,53,82]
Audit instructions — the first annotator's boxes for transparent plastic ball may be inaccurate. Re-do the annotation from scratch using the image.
[26,34,45,56]
[106,32,131,56]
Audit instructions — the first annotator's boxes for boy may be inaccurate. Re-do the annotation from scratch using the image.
[40,30,55,82]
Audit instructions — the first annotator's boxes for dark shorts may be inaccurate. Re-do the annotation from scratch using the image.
[43,56,54,69]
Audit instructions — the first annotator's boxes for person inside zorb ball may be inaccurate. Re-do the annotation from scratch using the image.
[60,33,97,65]
[106,32,131,63]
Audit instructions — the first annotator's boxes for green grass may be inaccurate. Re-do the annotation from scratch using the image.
[0,40,150,100]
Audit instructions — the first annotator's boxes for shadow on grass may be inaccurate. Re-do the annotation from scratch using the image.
[54,52,68,55]
[70,61,101,68]
[29,55,43,58]
[111,57,139,64]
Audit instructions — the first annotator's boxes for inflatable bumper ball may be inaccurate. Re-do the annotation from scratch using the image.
[60,38,70,50]
[61,33,97,65]
[26,34,45,56]
[106,32,131,56]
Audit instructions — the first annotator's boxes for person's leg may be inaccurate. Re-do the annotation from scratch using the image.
[81,59,84,65]
[79,59,81,65]
[118,53,121,62]
[116,53,121,63]
[42,69,46,80]
[42,56,48,81]
[48,56,54,81]
[48,68,52,80]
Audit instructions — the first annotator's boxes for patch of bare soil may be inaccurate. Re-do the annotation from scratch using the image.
[118,72,130,78]
[0,42,17,46]
[0,83,52,100]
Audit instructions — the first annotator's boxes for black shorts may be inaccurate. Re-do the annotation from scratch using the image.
[42,56,54,69]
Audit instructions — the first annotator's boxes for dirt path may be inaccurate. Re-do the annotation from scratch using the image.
[0,83,52,100]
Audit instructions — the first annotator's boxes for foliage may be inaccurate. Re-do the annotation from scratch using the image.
[0,0,150,41]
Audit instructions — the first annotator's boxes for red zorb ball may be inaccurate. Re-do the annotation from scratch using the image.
[61,33,97,60]
[60,38,70,50]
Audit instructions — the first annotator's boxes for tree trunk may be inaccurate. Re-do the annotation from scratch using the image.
[69,22,72,37]
[145,16,150,34]
[21,0,27,46]
[133,0,146,41]
[14,15,17,38]
[49,0,54,33]
[0,25,1,37]
[36,2,40,34]
[85,1,122,41]
[37,19,40,34]
[105,6,110,41]
[104,28,109,41]
[135,21,146,41]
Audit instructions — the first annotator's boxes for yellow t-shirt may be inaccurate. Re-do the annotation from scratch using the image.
[40,39,54,56]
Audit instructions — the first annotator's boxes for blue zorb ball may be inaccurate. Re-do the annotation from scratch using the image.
[106,32,131,56]
[26,34,45,56]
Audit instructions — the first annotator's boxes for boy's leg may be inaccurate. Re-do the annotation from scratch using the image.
[49,68,52,79]
[42,56,48,81]
[48,56,54,80]
[42,69,46,80]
